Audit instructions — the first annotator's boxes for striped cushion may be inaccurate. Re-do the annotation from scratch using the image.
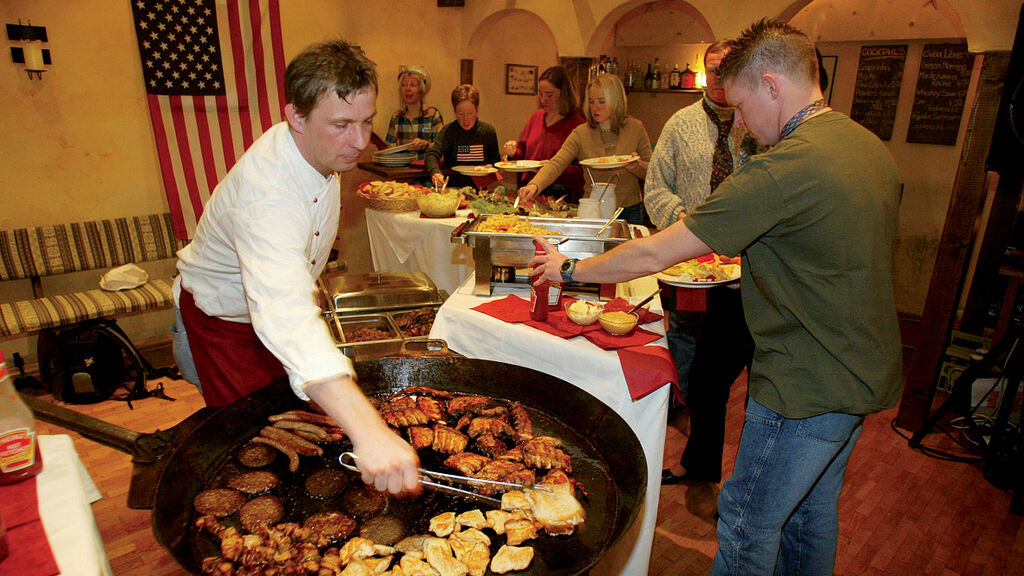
[0,213,182,281]
[0,278,174,337]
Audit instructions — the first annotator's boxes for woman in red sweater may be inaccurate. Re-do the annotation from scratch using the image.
[502,66,586,201]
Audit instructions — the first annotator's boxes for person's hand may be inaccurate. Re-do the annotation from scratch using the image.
[432,172,446,189]
[502,140,517,158]
[623,156,644,177]
[517,184,540,203]
[529,235,568,283]
[409,138,430,151]
[350,422,421,494]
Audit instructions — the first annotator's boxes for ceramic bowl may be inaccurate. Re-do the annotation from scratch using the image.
[598,310,639,335]
[564,299,602,325]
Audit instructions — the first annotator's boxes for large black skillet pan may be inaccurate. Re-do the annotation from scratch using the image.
[25,356,647,575]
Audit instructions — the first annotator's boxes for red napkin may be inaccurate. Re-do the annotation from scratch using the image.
[471,294,533,324]
[0,477,60,576]
[411,159,425,167]
[584,325,662,350]
[617,345,679,400]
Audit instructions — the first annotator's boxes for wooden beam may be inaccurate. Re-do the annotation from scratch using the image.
[895,52,1010,431]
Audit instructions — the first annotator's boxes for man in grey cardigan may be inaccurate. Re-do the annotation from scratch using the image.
[644,40,758,485]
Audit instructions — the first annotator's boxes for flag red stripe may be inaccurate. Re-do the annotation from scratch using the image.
[215,94,238,172]
[192,95,220,192]
[247,0,273,132]
[268,0,286,112]
[168,96,206,224]
[146,94,188,238]
[226,0,255,149]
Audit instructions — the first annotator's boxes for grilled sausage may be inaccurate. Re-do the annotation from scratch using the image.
[267,410,337,426]
[260,426,323,457]
[251,436,300,472]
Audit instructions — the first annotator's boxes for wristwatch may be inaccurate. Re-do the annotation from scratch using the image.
[560,258,579,282]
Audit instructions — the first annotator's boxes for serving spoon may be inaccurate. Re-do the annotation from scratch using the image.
[594,206,624,237]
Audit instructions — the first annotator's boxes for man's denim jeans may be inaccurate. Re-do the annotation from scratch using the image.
[711,398,864,576]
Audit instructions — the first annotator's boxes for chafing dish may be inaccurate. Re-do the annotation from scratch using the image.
[451,215,636,295]
[325,313,404,360]
[317,270,445,316]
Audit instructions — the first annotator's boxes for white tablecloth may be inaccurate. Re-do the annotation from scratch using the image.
[36,434,112,576]
[365,208,475,295]
[429,274,671,576]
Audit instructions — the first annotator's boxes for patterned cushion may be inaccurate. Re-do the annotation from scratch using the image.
[0,278,174,337]
[0,213,182,281]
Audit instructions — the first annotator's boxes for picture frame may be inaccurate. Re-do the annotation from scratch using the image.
[505,64,538,95]
[820,55,838,106]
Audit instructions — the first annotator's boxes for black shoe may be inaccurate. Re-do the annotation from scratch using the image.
[661,468,718,485]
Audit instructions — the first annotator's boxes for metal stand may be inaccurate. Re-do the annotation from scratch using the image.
[910,321,1024,514]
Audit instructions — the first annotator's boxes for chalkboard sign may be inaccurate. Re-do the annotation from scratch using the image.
[850,45,908,140]
[906,43,973,145]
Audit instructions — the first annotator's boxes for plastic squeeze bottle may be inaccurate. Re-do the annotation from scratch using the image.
[0,351,43,485]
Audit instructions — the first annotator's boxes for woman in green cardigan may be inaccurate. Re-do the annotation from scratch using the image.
[516,73,652,224]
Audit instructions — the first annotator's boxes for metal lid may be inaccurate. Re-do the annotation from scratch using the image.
[318,271,444,316]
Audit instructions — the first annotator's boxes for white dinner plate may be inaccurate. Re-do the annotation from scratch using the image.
[495,160,543,172]
[374,142,415,155]
[654,273,740,288]
[580,154,639,170]
[452,165,498,175]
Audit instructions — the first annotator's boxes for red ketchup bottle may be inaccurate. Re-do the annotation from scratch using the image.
[0,351,43,486]
[530,242,550,321]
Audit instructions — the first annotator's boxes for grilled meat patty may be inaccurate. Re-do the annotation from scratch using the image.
[193,488,246,518]
[238,495,284,531]
[304,468,349,499]
[226,470,280,495]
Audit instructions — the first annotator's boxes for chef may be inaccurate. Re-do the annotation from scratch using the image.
[172,40,419,495]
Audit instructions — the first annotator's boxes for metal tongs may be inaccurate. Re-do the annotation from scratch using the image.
[338,452,550,507]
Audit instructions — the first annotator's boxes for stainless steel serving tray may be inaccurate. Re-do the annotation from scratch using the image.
[451,215,636,294]
[317,270,445,316]
[325,313,405,360]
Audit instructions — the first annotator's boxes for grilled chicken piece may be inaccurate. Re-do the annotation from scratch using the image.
[382,395,416,412]
[423,537,468,576]
[485,510,513,535]
[521,436,572,472]
[500,490,533,514]
[503,518,539,546]
[472,460,533,496]
[448,536,490,576]
[466,417,516,440]
[394,386,453,399]
[432,424,469,455]
[498,447,523,462]
[507,402,534,441]
[383,406,431,428]
[454,414,473,432]
[443,452,490,476]
[499,466,537,489]
[525,469,585,536]
[416,396,446,423]
[400,553,439,576]
[407,426,435,451]
[474,432,508,458]
[446,395,494,417]
[490,545,534,574]
[454,510,487,532]
[429,512,457,537]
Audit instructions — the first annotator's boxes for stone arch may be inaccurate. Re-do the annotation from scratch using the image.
[585,0,716,57]
[466,8,558,59]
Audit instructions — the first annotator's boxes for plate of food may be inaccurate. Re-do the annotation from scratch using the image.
[655,254,741,287]
[579,154,639,170]
[495,160,543,172]
[452,165,498,176]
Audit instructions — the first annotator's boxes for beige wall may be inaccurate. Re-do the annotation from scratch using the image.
[2,0,1022,362]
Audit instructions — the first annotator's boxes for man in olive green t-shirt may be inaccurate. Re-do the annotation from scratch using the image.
[530,19,901,575]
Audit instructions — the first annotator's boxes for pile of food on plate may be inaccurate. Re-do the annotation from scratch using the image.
[660,254,741,283]
[465,185,572,218]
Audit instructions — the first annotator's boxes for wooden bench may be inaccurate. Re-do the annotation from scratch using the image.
[0,213,184,339]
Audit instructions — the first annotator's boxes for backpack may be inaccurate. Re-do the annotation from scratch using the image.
[37,318,175,408]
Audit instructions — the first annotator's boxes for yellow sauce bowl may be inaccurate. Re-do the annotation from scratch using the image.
[598,310,638,336]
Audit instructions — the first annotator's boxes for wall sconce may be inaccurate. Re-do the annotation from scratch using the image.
[7,21,49,80]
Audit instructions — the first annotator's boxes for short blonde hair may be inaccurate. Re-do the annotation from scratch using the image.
[584,73,628,130]
[451,84,480,110]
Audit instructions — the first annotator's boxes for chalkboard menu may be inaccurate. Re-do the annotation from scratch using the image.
[850,45,908,140]
[906,43,973,145]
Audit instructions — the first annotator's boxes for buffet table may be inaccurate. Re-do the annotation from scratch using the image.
[429,274,673,576]
[0,434,111,576]
[364,208,475,295]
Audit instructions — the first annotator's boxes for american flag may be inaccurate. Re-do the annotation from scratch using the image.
[130,0,286,240]
[456,144,485,163]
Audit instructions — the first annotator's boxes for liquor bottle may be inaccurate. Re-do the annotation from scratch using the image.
[0,351,43,485]
[652,58,662,90]
[681,63,696,89]
[669,64,681,89]
[530,242,550,322]
[624,61,635,90]
[643,63,654,91]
